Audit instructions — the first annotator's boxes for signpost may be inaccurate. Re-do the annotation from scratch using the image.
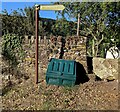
[40,5,65,10]
[35,4,65,84]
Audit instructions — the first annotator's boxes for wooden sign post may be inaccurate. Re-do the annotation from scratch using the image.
[35,4,65,84]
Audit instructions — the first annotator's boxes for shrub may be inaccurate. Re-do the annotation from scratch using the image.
[2,34,25,67]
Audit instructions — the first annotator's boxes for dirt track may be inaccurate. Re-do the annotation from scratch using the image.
[2,71,119,110]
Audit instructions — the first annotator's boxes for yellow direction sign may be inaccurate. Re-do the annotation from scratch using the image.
[40,5,65,11]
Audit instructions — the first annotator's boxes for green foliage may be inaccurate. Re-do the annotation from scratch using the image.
[2,34,25,66]
[52,18,76,36]
[2,6,56,37]
[2,3,120,58]
[2,9,27,36]
[2,6,36,36]
[55,2,120,58]
[2,5,76,37]
[24,6,35,35]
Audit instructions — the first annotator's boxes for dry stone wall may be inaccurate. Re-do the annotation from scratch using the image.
[2,35,119,81]
[23,35,87,72]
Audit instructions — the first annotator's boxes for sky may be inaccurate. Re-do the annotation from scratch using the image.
[1,2,62,20]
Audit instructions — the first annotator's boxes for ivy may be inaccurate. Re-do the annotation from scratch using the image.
[2,34,25,67]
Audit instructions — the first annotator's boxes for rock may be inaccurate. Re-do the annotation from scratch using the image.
[93,57,118,80]
[31,36,35,44]
[106,76,115,81]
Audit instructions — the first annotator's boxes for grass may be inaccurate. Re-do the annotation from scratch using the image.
[1,81,14,96]
[43,89,53,96]
[42,101,52,110]
[62,85,79,93]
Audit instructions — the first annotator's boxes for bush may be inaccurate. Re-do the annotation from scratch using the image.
[2,34,25,67]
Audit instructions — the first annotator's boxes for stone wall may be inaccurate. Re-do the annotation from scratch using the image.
[23,35,87,72]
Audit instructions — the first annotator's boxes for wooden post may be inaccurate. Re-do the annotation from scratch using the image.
[77,13,80,37]
[35,5,39,84]
[34,4,65,84]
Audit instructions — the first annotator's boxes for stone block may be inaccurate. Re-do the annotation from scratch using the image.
[93,57,118,80]
[25,35,29,44]
[31,36,35,44]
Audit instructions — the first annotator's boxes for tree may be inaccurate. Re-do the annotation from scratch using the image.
[2,9,27,35]
[51,18,76,36]
[24,6,35,35]
[2,6,57,36]
[54,2,120,57]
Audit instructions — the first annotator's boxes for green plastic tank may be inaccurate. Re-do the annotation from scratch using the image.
[46,58,76,86]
